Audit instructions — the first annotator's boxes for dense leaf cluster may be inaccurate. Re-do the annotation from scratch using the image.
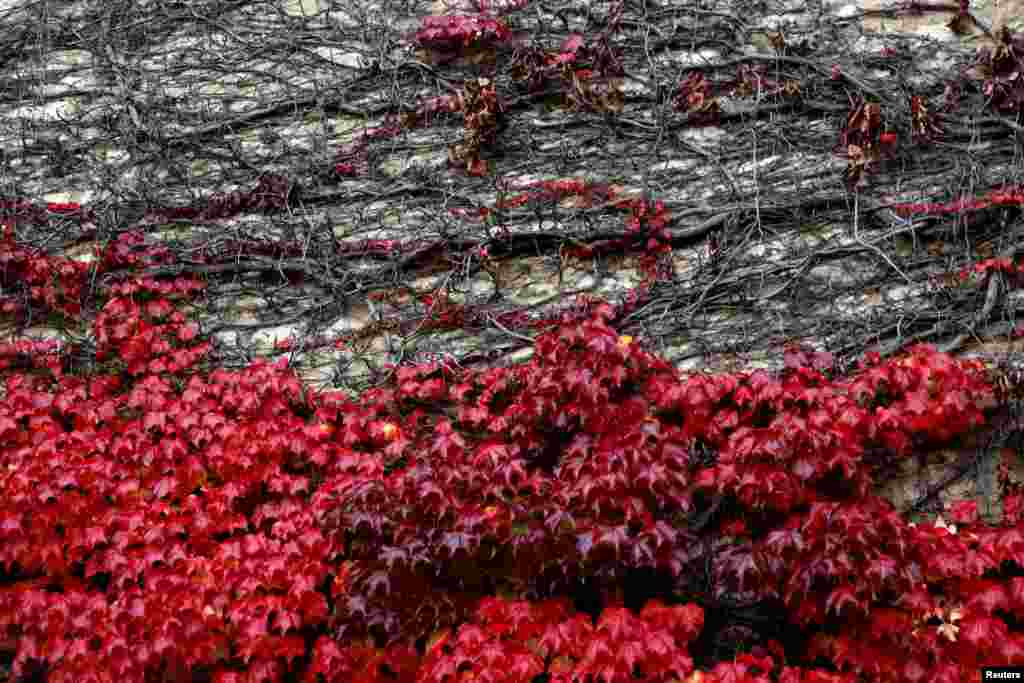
[2,200,1024,682]
[5,0,1024,680]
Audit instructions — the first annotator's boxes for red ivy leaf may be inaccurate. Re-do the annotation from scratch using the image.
[948,499,978,526]
[825,583,867,618]
[959,613,1008,650]
[596,525,630,560]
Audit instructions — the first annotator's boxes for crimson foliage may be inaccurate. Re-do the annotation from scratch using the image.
[4,4,1024,675]
[1,207,1021,682]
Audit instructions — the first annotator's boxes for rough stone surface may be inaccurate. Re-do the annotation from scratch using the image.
[2,0,1023,523]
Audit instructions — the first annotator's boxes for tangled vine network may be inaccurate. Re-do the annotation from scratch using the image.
[0,0,1022,388]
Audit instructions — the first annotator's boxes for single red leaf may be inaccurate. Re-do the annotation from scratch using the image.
[964,578,1009,614]
[959,613,1008,650]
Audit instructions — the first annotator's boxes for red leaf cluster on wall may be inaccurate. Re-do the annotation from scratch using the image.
[5,5,1024,675]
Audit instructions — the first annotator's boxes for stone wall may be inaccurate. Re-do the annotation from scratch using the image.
[2,0,1023,524]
